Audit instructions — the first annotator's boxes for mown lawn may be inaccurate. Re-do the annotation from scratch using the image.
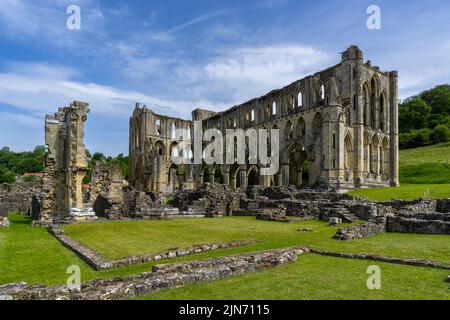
[2,213,450,291]
[139,254,450,300]
[62,215,450,263]
[348,183,450,201]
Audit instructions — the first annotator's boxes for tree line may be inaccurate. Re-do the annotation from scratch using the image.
[399,84,450,149]
[0,146,129,184]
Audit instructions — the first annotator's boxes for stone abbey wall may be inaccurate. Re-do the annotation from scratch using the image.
[129,45,399,193]
[37,101,90,225]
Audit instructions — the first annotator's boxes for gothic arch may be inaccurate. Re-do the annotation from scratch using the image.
[284,120,294,140]
[296,117,306,138]
[344,133,354,170]
[313,113,323,136]
[381,137,390,176]
[247,165,259,186]
[379,90,388,131]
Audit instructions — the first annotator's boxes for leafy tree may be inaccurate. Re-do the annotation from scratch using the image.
[420,84,450,116]
[399,97,432,131]
[430,125,450,144]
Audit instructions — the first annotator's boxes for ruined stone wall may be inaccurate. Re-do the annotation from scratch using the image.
[387,214,450,235]
[0,182,41,216]
[90,161,126,219]
[129,45,399,193]
[38,101,90,225]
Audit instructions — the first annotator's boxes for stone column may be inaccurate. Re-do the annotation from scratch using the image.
[354,61,364,187]
[281,164,289,186]
[389,71,400,186]
[223,168,230,186]
[239,169,247,190]
[296,169,303,185]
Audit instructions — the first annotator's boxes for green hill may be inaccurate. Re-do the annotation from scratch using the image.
[399,142,450,184]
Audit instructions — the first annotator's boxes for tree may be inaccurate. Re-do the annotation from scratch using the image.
[399,97,432,131]
[431,125,450,144]
[420,84,450,116]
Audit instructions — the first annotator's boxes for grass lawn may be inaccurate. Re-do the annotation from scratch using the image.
[2,213,450,290]
[139,254,450,300]
[348,183,450,201]
[399,142,450,184]
[63,215,450,264]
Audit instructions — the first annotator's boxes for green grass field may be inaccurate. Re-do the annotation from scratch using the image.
[399,142,450,184]
[2,213,450,299]
[348,183,450,201]
[139,254,450,300]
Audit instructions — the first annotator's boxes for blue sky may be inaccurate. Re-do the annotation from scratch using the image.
[1,0,449,155]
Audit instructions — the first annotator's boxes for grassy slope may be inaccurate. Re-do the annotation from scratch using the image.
[399,142,450,184]
[348,183,450,201]
[348,143,450,201]
[140,254,450,300]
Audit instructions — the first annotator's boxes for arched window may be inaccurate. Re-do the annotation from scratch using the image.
[313,113,323,136]
[363,84,370,127]
[379,93,386,131]
[251,109,255,122]
[319,84,325,100]
[171,122,176,139]
[297,92,303,108]
[155,119,161,136]
[370,78,377,128]
[272,101,277,115]
[285,121,293,140]
[344,134,353,170]
[297,118,306,138]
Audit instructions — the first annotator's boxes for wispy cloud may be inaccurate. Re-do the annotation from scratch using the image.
[152,9,231,41]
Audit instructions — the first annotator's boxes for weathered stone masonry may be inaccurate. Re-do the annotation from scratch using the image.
[130,45,400,193]
[37,101,90,225]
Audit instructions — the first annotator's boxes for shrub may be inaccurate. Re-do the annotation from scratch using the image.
[430,125,450,144]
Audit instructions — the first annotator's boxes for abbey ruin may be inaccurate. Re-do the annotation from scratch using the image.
[129,46,399,193]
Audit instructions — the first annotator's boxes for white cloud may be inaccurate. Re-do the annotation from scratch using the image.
[151,9,231,42]
[173,44,333,103]
[0,62,227,120]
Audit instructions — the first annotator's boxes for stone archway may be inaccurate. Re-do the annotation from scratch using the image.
[247,166,259,186]
[288,143,309,186]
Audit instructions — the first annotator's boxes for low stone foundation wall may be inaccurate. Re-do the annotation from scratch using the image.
[0,246,309,300]
[310,248,450,269]
[256,212,314,223]
[387,216,450,235]
[334,219,387,240]
[49,225,257,270]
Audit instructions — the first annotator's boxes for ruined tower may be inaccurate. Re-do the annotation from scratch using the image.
[36,101,90,225]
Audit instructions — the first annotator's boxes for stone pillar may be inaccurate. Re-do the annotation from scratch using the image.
[281,164,289,186]
[239,169,247,190]
[209,173,215,185]
[354,61,364,187]
[296,169,303,185]
[389,71,399,186]
[223,168,230,186]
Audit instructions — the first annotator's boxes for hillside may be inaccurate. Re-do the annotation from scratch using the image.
[399,142,450,184]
